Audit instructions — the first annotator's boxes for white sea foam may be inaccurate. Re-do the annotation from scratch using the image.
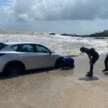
[54,34,108,54]
[0,33,107,56]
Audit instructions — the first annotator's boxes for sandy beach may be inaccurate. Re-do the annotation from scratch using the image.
[1,0,108,107]
[0,54,108,108]
[0,33,107,108]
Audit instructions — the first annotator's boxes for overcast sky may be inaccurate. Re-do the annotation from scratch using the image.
[0,0,108,34]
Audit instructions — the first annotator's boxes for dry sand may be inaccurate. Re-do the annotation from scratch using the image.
[0,54,108,108]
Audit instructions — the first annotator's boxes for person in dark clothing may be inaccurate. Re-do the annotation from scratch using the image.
[80,47,99,77]
[103,54,108,72]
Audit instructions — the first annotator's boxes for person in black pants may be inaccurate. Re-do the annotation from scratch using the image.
[80,47,99,77]
[103,54,108,72]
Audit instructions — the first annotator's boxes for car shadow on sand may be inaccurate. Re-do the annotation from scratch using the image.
[0,67,74,80]
[0,67,56,80]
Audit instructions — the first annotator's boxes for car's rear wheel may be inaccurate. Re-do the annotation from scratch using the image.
[3,62,25,76]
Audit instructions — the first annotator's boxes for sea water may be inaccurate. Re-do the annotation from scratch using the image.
[0,33,107,56]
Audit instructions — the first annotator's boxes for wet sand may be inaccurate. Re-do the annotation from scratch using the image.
[0,54,108,108]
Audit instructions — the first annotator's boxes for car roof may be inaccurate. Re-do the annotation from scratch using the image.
[5,42,40,45]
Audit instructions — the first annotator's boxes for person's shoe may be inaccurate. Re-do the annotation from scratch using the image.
[86,72,93,77]
[86,74,93,77]
[102,69,108,72]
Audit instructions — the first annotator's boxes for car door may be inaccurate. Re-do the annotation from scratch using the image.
[12,44,56,69]
[34,44,55,68]
[12,44,43,70]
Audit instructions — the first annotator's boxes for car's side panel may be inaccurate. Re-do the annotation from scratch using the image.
[20,52,59,69]
[32,53,55,68]
[0,52,60,72]
[19,52,38,69]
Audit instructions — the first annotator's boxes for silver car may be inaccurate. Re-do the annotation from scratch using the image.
[0,42,64,75]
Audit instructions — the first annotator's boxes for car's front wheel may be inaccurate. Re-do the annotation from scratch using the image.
[55,58,64,69]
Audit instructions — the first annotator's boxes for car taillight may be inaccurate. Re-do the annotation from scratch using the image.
[0,53,5,56]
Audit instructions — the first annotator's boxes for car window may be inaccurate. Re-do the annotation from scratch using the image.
[35,45,50,53]
[12,44,35,52]
[11,45,19,51]
[20,44,34,52]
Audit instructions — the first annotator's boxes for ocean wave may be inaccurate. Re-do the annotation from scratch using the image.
[0,33,107,56]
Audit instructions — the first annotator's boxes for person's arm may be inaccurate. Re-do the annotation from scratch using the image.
[88,54,91,59]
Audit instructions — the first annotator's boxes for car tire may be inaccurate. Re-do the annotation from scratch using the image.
[55,58,64,69]
[3,63,25,76]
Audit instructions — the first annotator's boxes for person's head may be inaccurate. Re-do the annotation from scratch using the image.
[80,47,85,53]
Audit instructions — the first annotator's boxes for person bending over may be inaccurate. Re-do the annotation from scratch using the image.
[80,47,99,77]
